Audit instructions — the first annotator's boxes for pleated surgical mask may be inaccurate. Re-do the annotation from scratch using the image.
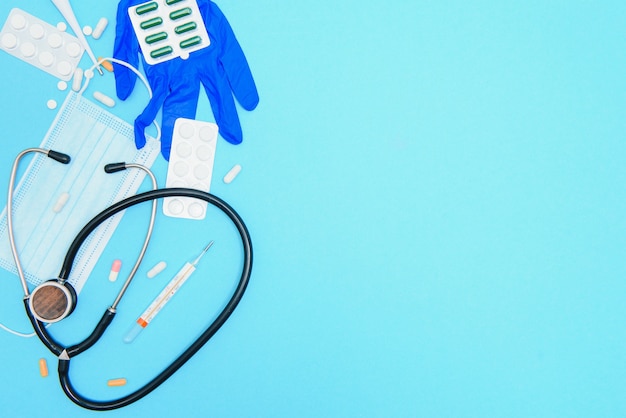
[0,91,160,293]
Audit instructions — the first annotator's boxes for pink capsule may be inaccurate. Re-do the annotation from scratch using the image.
[109,259,122,282]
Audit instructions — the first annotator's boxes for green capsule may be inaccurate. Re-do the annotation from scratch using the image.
[145,32,168,44]
[180,36,202,49]
[174,22,197,35]
[169,7,192,20]
[150,45,173,59]
[165,0,185,4]
[140,17,163,30]
[135,2,158,15]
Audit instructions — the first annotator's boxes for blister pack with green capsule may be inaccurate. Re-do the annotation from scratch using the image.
[128,0,210,65]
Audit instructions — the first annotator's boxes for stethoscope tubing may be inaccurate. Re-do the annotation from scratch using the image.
[28,187,253,410]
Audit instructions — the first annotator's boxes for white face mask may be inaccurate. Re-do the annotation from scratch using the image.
[0,91,160,293]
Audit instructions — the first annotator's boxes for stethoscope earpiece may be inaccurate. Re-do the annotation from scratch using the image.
[28,280,77,323]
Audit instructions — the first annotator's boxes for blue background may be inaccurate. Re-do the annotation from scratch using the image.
[0,1,625,417]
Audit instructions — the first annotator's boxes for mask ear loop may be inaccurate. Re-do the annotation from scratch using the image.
[78,58,162,143]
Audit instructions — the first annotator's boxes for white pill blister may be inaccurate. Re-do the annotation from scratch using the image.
[164,118,218,220]
[0,8,84,81]
[128,0,210,65]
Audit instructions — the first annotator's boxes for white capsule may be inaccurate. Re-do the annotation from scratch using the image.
[223,164,242,184]
[72,67,83,92]
[52,192,70,212]
[146,261,167,279]
[92,17,108,40]
[93,91,115,108]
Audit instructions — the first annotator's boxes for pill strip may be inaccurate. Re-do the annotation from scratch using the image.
[164,118,218,220]
[0,8,84,81]
[128,0,210,65]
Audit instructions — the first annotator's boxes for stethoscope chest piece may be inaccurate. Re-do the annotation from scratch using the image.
[28,280,77,323]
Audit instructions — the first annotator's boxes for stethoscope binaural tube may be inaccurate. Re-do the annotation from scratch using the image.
[8,151,158,325]
[29,187,253,411]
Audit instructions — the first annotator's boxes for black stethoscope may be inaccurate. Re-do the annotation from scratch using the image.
[7,148,253,410]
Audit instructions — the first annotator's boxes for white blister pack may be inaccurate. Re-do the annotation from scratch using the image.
[164,118,218,220]
[128,0,210,65]
[0,8,84,81]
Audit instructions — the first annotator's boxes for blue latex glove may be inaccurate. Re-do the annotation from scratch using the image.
[113,0,259,160]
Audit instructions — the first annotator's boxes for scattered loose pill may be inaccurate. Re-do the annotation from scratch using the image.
[98,57,114,72]
[57,80,68,91]
[93,91,116,108]
[107,378,127,387]
[39,358,48,377]
[53,192,70,213]
[92,17,108,40]
[72,67,83,91]
[82,25,93,36]
[46,99,58,110]
[147,261,167,278]
[223,164,242,184]
[56,22,67,32]
[109,259,122,282]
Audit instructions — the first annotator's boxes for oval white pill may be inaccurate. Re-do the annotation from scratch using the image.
[66,42,81,58]
[2,33,18,49]
[48,33,63,49]
[53,192,70,212]
[196,145,212,161]
[199,126,217,142]
[168,199,184,215]
[57,61,72,77]
[193,164,210,180]
[29,24,45,40]
[93,91,115,107]
[39,51,54,67]
[92,17,108,40]
[178,122,195,139]
[188,202,204,218]
[146,261,167,279]
[72,68,83,91]
[20,42,36,58]
[173,161,189,177]
[11,14,26,30]
[223,164,242,184]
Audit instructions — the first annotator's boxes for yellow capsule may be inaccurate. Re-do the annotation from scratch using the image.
[107,378,127,387]
[39,358,49,377]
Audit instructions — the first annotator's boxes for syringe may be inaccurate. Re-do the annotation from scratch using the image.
[123,241,214,343]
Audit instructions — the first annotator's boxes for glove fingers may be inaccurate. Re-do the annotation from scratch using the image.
[207,1,259,111]
[133,82,169,151]
[201,74,243,145]
[113,0,141,100]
